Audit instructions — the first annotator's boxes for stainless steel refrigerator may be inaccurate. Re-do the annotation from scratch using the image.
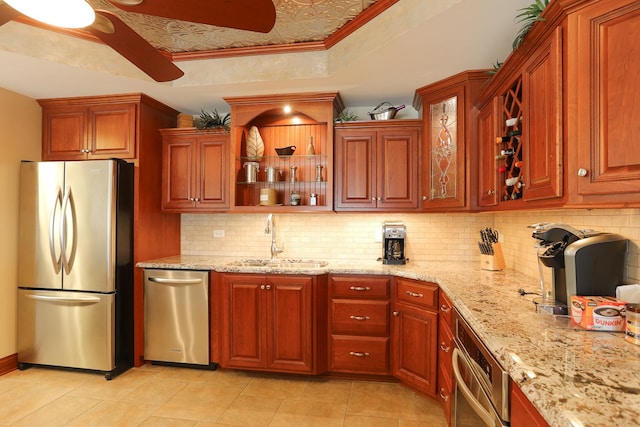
[17,159,134,380]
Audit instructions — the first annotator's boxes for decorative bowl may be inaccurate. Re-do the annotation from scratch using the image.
[275,145,296,156]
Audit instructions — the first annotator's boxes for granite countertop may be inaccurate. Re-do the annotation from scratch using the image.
[138,255,640,427]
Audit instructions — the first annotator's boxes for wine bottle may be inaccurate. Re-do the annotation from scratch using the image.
[508,130,522,137]
[501,149,515,156]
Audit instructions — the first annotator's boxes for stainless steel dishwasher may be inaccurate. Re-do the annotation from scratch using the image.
[144,269,211,366]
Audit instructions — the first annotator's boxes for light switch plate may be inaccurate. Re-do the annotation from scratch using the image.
[213,229,225,238]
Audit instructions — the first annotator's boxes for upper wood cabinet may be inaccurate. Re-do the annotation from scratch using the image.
[160,128,230,212]
[566,0,640,207]
[225,92,342,212]
[477,98,500,207]
[39,95,141,161]
[334,120,420,211]
[476,22,563,210]
[414,71,487,211]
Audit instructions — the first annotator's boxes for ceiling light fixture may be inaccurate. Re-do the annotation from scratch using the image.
[5,0,95,28]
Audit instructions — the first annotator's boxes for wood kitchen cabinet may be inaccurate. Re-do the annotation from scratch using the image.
[414,71,487,211]
[39,94,140,161]
[160,128,229,212]
[218,273,327,374]
[566,0,640,207]
[475,4,564,210]
[225,92,342,211]
[334,120,420,211]
[437,291,454,426]
[392,277,438,396]
[511,379,550,427]
[328,275,392,376]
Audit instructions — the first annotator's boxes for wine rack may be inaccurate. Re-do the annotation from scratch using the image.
[497,78,524,201]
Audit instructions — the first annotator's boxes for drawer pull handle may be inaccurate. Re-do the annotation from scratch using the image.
[440,342,450,352]
[350,315,370,321]
[439,388,449,401]
[350,286,371,291]
[349,351,370,357]
[440,304,451,313]
[406,290,423,298]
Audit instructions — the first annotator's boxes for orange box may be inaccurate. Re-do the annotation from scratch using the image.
[570,295,627,331]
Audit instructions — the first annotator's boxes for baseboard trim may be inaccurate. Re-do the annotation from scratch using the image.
[0,354,17,376]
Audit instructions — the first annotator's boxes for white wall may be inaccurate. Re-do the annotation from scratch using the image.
[0,87,41,360]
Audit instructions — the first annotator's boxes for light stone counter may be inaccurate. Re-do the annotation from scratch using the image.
[138,255,640,427]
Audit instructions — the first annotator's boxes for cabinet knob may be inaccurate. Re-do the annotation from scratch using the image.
[439,388,449,402]
[349,351,370,357]
[265,285,271,290]
[487,189,495,195]
[392,311,399,316]
[371,197,376,201]
[577,168,589,177]
[440,304,451,313]
[440,342,451,353]
[350,315,370,321]
[194,198,200,202]
[377,197,381,201]
[422,195,428,201]
[260,285,265,290]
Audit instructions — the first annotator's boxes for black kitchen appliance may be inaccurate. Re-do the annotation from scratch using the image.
[531,223,628,310]
[382,221,407,265]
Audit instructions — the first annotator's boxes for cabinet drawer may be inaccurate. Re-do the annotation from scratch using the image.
[437,363,452,425]
[330,275,391,299]
[438,320,454,376]
[439,291,453,328]
[330,336,390,374]
[395,278,438,309]
[331,299,390,336]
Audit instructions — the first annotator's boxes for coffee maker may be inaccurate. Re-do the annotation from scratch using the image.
[382,221,407,265]
[531,223,628,311]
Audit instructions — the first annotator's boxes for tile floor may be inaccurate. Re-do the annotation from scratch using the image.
[0,364,447,426]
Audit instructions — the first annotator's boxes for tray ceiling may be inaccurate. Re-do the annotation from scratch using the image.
[88,0,380,54]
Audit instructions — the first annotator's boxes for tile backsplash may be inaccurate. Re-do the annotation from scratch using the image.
[181,208,640,283]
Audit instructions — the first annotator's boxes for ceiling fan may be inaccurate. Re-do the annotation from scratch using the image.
[0,0,277,82]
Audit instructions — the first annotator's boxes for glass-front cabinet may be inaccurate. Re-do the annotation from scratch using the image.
[225,93,343,211]
[414,71,488,211]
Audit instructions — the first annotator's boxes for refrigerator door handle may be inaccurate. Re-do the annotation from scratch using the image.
[60,186,78,274]
[148,277,204,285]
[49,187,63,274]
[25,294,102,304]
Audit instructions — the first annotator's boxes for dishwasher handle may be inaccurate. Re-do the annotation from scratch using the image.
[452,348,494,427]
[147,276,204,285]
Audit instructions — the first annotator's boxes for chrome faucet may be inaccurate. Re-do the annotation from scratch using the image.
[265,213,284,260]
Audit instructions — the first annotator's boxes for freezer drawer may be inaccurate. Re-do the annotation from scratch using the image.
[144,269,210,365]
[17,289,115,371]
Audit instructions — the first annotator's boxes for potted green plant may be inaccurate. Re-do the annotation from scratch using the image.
[512,0,550,50]
[195,109,230,131]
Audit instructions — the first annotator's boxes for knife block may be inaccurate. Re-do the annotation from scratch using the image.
[480,242,506,271]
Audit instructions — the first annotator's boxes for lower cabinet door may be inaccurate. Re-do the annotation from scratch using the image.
[330,336,390,375]
[392,302,438,395]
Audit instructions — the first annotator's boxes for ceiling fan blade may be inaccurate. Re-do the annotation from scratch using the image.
[0,3,20,26]
[108,0,276,33]
[87,10,184,82]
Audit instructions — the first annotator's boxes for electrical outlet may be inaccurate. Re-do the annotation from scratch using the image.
[374,229,382,243]
[213,229,225,238]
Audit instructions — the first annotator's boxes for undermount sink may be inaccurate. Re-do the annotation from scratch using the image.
[227,259,329,269]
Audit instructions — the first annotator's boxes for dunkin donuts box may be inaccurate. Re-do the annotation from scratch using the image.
[570,296,627,331]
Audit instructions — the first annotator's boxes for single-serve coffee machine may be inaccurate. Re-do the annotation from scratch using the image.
[382,221,407,265]
[531,223,628,312]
